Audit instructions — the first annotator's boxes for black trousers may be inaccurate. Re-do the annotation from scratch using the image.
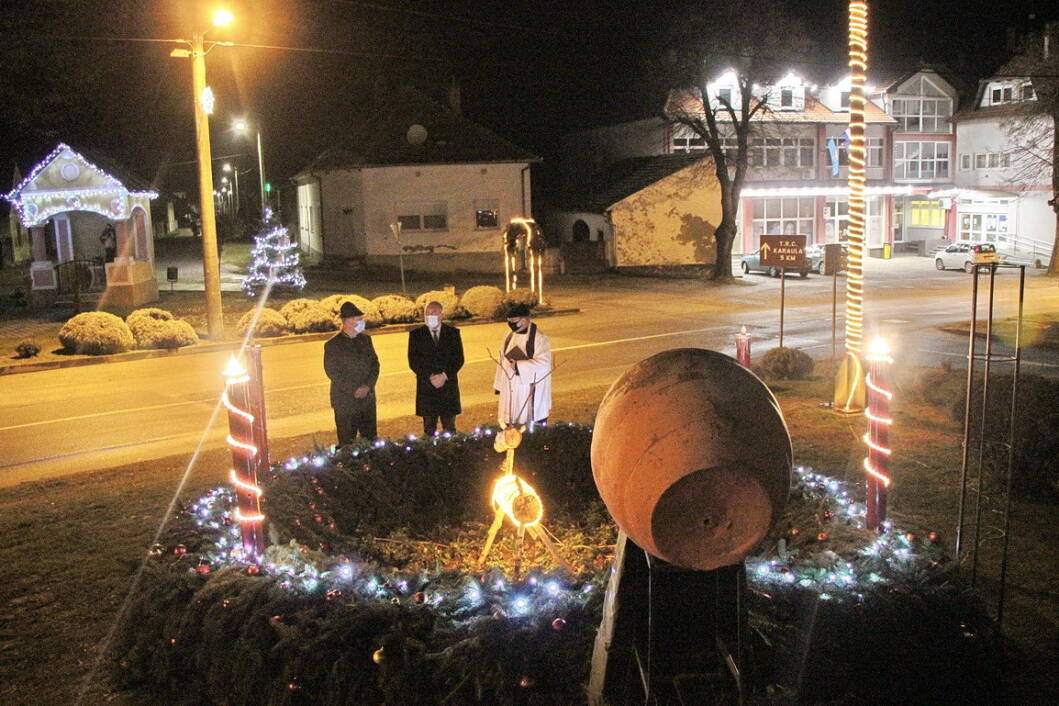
[334,401,377,446]
[422,414,456,435]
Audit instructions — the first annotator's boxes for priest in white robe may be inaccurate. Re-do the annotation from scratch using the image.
[493,303,552,426]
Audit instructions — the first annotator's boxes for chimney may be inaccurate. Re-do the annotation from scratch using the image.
[447,77,462,116]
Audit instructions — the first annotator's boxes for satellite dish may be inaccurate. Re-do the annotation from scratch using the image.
[406,124,428,145]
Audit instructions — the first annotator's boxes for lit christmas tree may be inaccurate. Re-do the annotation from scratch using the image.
[243,209,306,296]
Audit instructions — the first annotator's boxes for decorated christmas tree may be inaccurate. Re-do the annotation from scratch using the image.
[242,209,307,296]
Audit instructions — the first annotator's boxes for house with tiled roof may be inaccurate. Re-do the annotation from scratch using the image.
[947,26,1056,264]
[294,85,540,272]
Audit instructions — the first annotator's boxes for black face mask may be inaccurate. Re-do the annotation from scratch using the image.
[508,320,525,332]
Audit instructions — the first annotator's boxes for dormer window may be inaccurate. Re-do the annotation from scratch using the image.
[780,88,794,109]
[717,87,733,107]
[840,92,850,109]
[991,85,1015,105]
[1021,83,1034,100]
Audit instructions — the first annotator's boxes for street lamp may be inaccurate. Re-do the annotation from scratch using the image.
[223,162,240,214]
[233,119,267,216]
[168,6,234,339]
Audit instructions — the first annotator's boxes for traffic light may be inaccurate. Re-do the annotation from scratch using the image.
[264,181,272,194]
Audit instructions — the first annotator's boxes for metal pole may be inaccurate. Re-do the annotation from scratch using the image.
[832,267,838,361]
[970,263,997,585]
[996,266,1025,627]
[256,130,267,215]
[955,265,979,559]
[779,269,786,349]
[233,166,240,215]
[191,32,224,338]
[865,343,891,531]
[247,345,270,476]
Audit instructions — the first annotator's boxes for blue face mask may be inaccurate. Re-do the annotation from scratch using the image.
[426,315,440,329]
[354,320,366,333]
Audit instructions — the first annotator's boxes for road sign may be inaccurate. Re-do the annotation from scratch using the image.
[760,234,807,269]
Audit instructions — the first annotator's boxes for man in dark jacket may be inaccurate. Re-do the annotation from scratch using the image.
[324,301,380,445]
[407,300,464,435]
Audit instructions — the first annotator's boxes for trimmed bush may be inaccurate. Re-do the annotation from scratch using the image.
[126,308,199,350]
[319,294,383,327]
[58,311,135,355]
[414,289,460,317]
[237,307,289,338]
[758,347,814,380]
[14,340,41,359]
[459,285,504,319]
[279,298,337,334]
[372,294,418,323]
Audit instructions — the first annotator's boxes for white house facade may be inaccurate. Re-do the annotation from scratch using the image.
[295,86,538,272]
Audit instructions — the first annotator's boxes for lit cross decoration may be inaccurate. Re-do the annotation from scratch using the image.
[502,217,546,302]
[478,426,569,574]
[222,355,266,557]
[862,337,893,531]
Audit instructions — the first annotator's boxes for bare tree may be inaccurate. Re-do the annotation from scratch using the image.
[996,23,1059,275]
[661,6,813,280]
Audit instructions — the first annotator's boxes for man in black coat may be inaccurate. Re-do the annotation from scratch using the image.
[407,300,464,435]
[324,301,380,445]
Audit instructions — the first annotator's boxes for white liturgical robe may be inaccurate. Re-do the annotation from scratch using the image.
[494,325,552,425]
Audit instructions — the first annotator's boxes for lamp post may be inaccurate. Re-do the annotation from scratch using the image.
[171,7,233,339]
[234,119,267,215]
[223,162,240,214]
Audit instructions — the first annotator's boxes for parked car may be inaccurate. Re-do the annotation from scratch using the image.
[740,250,811,278]
[804,244,827,273]
[935,242,999,273]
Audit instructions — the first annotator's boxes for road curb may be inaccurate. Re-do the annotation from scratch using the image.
[0,307,581,376]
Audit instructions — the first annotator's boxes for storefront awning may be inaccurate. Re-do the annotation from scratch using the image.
[927,187,1016,201]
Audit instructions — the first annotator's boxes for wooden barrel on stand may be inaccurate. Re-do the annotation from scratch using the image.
[591,348,791,571]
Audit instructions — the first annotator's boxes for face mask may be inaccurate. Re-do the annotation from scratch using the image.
[426,315,440,329]
[354,320,366,333]
[508,320,524,332]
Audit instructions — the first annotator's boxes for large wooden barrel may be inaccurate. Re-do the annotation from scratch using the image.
[591,348,791,570]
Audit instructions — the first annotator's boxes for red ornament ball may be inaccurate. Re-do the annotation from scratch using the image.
[412,592,426,604]
[246,565,261,576]
[173,544,187,555]
[789,528,801,537]
[816,532,829,542]
[196,563,211,576]
[221,515,233,527]
[551,617,566,631]
[822,510,835,520]
[148,544,165,557]
[906,532,918,543]
[519,676,536,689]
[372,648,385,665]
[928,531,940,542]
[326,589,342,601]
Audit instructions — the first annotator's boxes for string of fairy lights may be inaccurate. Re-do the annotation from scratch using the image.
[862,341,893,490]
[844,0,869,356]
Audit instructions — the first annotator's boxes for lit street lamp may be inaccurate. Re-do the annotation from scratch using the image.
[169,6,234,339]
[233,119,267,215]
[223,162,240,214]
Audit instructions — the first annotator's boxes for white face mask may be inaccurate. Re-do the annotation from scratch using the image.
[354,320,366,333]
[426,315,440,329]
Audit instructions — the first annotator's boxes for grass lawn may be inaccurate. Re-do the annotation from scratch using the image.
[0,369,1056,704]
[940,311,1059,350]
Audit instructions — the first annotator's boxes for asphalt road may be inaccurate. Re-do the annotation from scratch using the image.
[2,258,1056,486]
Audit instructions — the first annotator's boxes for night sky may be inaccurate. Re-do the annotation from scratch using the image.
[2,0,1056,201]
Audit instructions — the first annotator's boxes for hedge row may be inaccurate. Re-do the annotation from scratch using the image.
[57,309,199,355]
[240,287,541,339]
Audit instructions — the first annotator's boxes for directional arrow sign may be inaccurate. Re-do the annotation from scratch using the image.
[760,234,807,269]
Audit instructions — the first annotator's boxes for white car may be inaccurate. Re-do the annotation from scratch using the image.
[935,242,999,273]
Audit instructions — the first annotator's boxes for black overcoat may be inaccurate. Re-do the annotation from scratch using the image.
[407,324,464,416]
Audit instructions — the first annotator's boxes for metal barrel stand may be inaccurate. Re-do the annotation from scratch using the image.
[632,551,746,705]
[954,262,1025,628]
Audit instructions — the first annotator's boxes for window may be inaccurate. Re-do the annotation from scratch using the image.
[717,87,732,106]
[991,85,1016,105]
[894,141,949,180]
[738,137,815,168]
[840,91,850,109]
[960,154,971,170]
[752,197,815,239]
[395,201,448,231]
[1021,83,1034,100]
[910,200,945,228]
[960,211,1010,241]
[474,199,499,229]
[891,97,952,132]
[780,88,794,108]
[827,137,883,169]
[988,153,999,169]
[672,135,706,152]
[975,153,987,169]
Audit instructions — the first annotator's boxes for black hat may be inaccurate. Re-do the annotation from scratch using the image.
[506,303,532,318]
[339,301,364,319]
